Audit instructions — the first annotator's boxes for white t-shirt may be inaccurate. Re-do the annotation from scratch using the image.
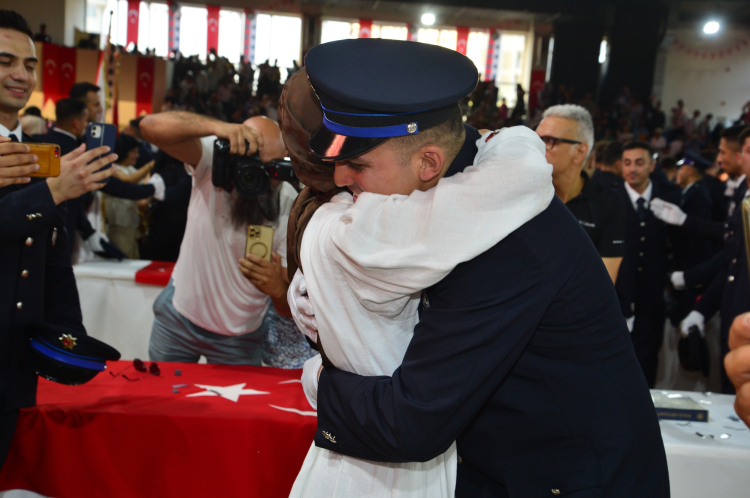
[171,136,298,335]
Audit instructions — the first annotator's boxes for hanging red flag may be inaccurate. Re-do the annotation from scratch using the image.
[57,46,76,101]
[358,19,372,38]
[456,27,469,55]
[207,6,221,54]
[406,23,417,42]
[127,0,140,48]
[136,56,154,116]
[42,43,58,104]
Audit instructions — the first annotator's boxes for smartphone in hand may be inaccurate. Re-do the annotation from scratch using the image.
[86,122,117,167]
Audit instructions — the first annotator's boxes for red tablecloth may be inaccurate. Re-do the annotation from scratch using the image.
[0,361,317,498]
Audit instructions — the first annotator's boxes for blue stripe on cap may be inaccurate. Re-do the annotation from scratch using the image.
[323,116,418,138]
[30,338,106,371]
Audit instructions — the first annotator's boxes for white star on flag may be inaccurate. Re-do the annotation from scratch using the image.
[186,383,270,402]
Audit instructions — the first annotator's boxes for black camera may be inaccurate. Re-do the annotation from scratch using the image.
[212,138,296,198]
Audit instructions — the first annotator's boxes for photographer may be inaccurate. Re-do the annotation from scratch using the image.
[0,10,118,471]
[140,111,313,367]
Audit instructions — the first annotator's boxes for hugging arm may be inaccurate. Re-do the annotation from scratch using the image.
[314,236,554,462]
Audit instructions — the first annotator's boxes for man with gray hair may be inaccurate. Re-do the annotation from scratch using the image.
[536,104,627,284]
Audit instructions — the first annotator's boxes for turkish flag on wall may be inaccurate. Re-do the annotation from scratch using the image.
[42,43,59,104]
[456,27,469,55]
[207,6,220,54]
[42,43,77,104]
[136,56,155,116]
[127,1,140,48]
[358,19,372,38]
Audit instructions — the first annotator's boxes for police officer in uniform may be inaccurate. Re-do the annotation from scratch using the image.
[0,10,117,470]
[680,127,750,394]
[615,141,679,387]
[289,39,669,496]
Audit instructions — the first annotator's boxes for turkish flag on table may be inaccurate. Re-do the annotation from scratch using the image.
[0,362,317,498]
[127,0,140,47]
[134,260,174,285]
[207,6,220,54]
[135,56,155,116]
[359,19,373,38]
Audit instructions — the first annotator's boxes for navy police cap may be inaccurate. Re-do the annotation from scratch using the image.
[305,38,479,162]
[27,322,121,385]
[679,149,712,173]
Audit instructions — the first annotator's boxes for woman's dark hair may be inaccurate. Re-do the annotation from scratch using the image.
[114,134,139,162]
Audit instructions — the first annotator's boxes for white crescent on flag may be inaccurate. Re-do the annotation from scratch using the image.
[128,9,139,24]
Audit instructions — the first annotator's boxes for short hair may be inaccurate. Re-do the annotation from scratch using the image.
[55,98,87,124]
[389,106,465,166]
[114,134,139,161]
[737,127,750,150]
[593,141,608,163]
[603,141,623,167]
[0,10,33,39]
[23,106,41,117]
[623,140,654,158]
[129,116,144,132]
[721,125,747,145]
[541,104,595,160]
[70,82,101,101]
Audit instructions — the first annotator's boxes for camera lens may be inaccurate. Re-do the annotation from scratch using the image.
[234,162,270,199]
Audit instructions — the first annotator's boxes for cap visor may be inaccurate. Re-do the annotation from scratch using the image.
[309,124,388,162]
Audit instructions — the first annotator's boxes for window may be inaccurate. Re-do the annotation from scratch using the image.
[495,34,527,107]
[253,14,302,81]
[85,1,168,55]
[466,30,490,80]
[179,6,208,58]
[219,10,243,64]
[321,20,407,43]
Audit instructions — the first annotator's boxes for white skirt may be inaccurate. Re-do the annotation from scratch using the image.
[289,442,457,498]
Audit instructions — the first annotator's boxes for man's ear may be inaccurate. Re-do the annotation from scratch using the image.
[415,145,445,183]
[574,143,589,167]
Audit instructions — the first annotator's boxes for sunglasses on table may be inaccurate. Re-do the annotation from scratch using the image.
[109,358,161,381]
[538,135,583,150]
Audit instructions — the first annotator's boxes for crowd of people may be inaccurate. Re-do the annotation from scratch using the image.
[3,7,750,495]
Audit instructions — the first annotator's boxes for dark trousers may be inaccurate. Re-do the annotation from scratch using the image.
[631,302,666,388]
[0,410,19,473]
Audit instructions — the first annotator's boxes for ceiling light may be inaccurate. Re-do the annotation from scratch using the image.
[421,13,435,26]
[703,21,720,34]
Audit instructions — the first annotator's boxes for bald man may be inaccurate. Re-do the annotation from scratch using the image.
[140,113,307,366]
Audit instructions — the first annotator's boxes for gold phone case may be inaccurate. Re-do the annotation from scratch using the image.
[24,143,61,178]
[246,225,274,262]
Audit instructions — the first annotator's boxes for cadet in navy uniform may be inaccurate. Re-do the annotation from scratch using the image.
[34,98,164,255]
[680,127,750,394]
[614,141,678,387]
[0,10,117,470]
[291,39,669,497]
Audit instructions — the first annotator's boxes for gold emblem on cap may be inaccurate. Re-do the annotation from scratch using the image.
[407,122,417,134]
[59,334,77,351]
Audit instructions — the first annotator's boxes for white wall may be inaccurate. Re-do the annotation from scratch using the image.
[658,27,750,124]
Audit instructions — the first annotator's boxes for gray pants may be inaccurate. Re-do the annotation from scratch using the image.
[149,281,266,365]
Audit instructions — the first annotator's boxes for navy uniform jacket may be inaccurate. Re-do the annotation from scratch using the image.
[615,181,678,317]
[0,133,86,413]
[673,181,713,271]
[315,127,670,497]
[34,129,155,254]
[695,184,750,385]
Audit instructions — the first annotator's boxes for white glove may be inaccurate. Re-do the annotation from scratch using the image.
[85,231,109,253]
[680,310,705,338]
[626,316,635,333]
[147,173,166,201]
[671,271,686,291]
[649,198,687,226]
[288,269,319,343]
[301,354,322,410]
